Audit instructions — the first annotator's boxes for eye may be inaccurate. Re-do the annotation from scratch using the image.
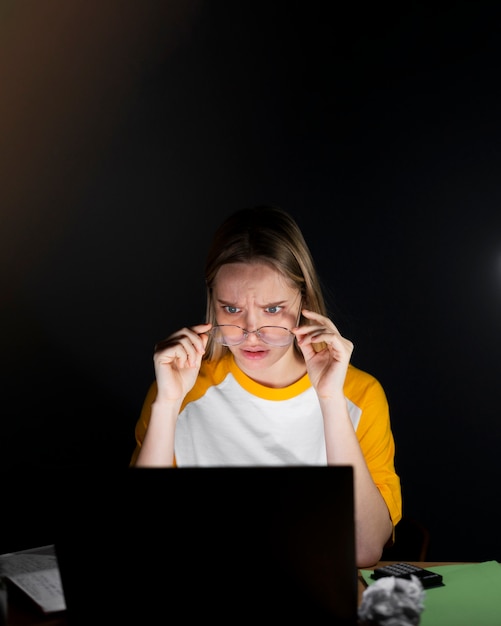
[223,305,240,314]
[265,305,282,315]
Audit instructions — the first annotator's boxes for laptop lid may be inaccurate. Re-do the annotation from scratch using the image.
[55,465,357,625]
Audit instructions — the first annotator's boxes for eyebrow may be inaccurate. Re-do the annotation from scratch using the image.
[216,298,290,308]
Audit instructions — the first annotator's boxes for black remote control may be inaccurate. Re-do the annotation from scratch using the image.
[371,562,444,588]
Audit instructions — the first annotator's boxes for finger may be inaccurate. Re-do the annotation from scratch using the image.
[155,346,188,368]
[154,339,200,369]
[155,324,211,354]
[192,322,213,335]
[297,326,353,359]
[293,329,328,354]
[293,322,332,344]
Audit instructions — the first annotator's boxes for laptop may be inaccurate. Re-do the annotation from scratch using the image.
[54,465,357,625]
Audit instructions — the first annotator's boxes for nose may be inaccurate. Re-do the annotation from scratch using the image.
[241,310,258,333]
[243,328,260,343]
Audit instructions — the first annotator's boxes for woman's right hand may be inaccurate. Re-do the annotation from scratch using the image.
[153,323,212,403]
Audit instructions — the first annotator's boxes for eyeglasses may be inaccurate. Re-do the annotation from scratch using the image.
[208,324,296,347]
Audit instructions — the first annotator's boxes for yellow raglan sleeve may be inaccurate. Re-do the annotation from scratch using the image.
[345,365,402,527]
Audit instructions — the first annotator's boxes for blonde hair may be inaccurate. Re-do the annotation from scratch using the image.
[204,205,327,360]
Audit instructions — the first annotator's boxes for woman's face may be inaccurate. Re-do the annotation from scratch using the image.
[212,261,302,378]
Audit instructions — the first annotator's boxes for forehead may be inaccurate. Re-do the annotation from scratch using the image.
[213,262,297,301]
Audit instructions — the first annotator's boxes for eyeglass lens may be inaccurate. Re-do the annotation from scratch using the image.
[210,325,294,347]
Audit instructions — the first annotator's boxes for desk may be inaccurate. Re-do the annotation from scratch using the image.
[361,560,501,626]
[5,562,462,626]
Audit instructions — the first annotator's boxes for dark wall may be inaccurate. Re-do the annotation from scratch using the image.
[2,2,500,561]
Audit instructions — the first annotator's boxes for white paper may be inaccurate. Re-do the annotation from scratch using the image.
[0,545,66,613]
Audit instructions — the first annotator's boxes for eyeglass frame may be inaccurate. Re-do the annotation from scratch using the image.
[208,323,298,347]
[208,296,304,347]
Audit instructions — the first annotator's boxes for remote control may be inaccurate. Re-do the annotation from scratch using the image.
[371,562,444,588]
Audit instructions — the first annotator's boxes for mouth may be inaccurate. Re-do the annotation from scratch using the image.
[240,347,269,360]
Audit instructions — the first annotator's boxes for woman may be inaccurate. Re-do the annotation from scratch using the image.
[131,205,402,567]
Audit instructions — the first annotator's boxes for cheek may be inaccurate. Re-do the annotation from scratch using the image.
[216,311,238,324]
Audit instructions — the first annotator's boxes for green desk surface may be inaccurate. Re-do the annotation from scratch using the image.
[361,561,501,625]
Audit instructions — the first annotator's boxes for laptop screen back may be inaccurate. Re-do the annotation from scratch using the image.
[55,465,357,625]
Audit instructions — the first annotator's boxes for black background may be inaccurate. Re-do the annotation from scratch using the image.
[1,1,500,561]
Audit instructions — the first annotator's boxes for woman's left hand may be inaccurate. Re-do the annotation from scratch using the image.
[293,309,354,398]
